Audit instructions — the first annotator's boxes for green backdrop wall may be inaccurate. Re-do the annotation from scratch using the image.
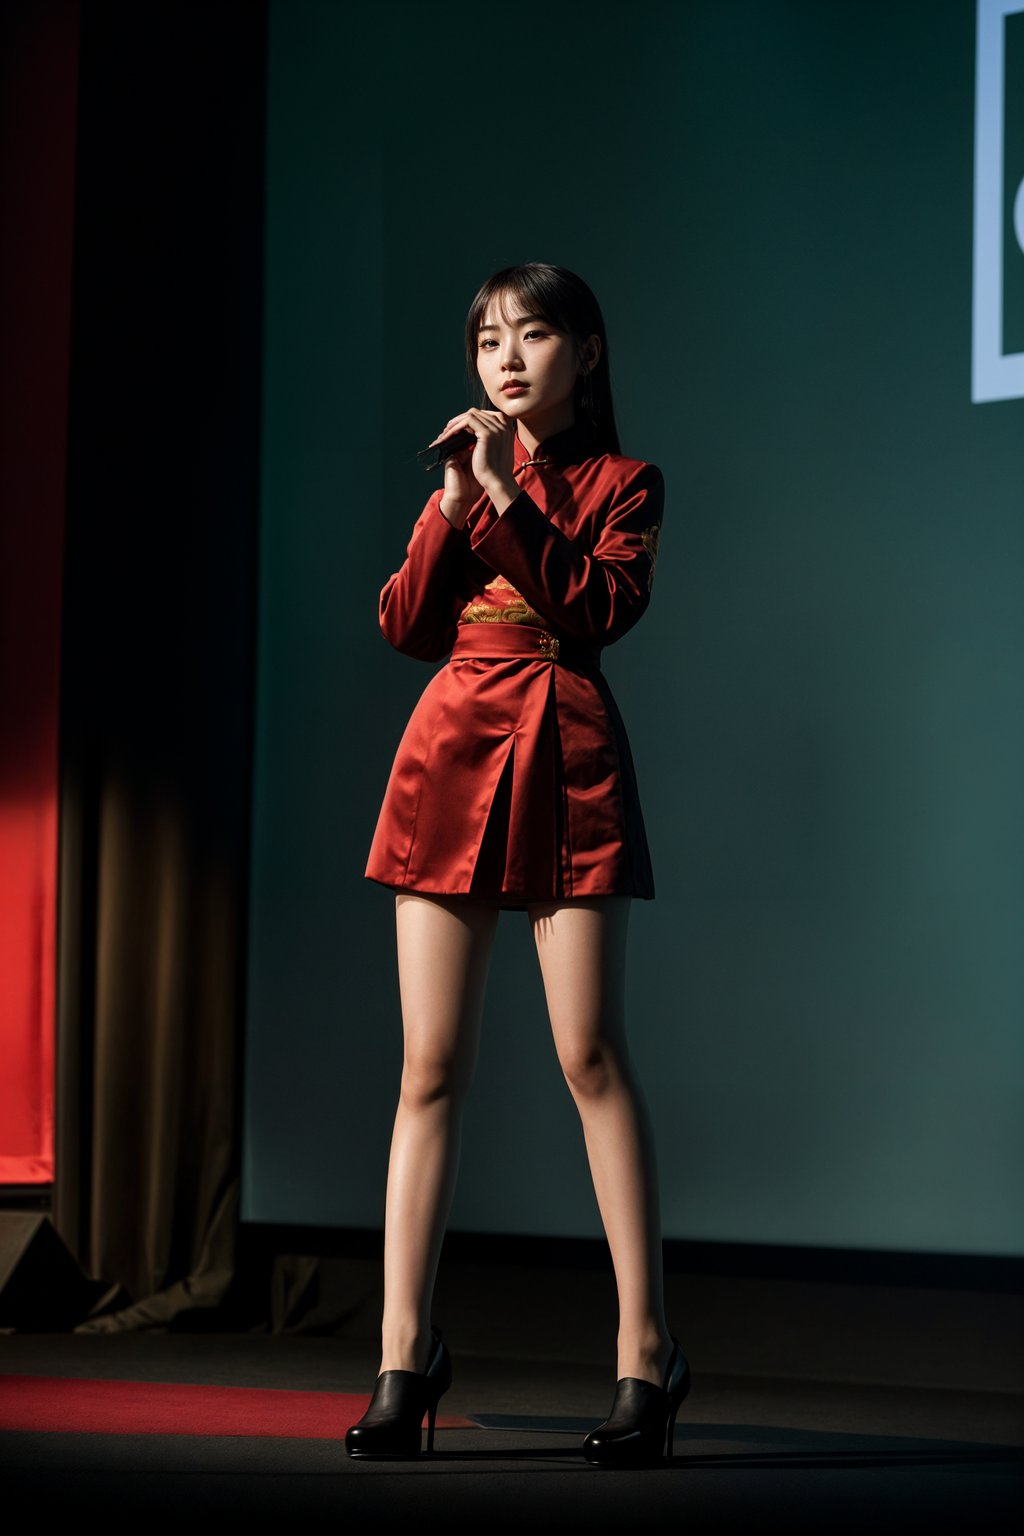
[242,0,1024,1255]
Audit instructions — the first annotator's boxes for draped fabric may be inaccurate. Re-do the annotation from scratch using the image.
[365,420,664,908]
[0,0,79,1184]
[49,0,265,1330]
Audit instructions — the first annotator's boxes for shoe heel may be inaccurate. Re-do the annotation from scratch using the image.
[665,1403,679,1461]
[426,1400,437,1454]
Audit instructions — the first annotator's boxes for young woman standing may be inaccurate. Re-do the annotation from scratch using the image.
[348,263,688,1467]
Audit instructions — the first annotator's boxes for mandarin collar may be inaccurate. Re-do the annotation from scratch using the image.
[512,416,599,470]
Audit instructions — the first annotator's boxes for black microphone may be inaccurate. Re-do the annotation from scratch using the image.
[416,426,476,472]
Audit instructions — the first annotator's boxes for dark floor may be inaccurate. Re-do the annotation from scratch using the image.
[2,1258,1022,1530]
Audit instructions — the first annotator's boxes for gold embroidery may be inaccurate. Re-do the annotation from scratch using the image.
[459,597,550,626]
[640,523,661,592]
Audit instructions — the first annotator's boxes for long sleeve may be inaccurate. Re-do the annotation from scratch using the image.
[466,460,664,647]
[378,488,470,661]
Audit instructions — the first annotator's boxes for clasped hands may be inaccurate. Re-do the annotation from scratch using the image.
[428,409,520,526]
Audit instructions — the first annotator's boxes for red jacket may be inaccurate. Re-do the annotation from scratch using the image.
[365,418,664,907]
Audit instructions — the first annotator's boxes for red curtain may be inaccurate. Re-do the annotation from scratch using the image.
[0,1,80,1183]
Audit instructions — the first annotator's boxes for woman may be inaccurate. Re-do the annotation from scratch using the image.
[348,263,689,1467]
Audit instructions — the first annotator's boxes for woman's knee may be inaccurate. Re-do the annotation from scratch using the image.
[400,1046,474,1110]
[557,1035,626,1099]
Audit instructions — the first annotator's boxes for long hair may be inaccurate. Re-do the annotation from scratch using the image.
[463,263,621,456]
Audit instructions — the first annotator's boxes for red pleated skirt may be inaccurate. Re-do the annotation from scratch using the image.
[364,623,655,910]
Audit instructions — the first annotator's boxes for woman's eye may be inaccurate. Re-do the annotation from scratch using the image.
[480,331,548,349]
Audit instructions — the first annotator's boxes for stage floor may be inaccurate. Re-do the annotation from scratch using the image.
[1,1327,1021,1529]
[2,1253,1024,1529]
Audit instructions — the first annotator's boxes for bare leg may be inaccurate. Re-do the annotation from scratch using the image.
[380,891,500,1374]
[527,895,672,1386]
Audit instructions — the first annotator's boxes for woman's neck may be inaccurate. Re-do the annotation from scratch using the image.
[516,401,576,457]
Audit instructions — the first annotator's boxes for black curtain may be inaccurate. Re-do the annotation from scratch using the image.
[54,0,265,1329]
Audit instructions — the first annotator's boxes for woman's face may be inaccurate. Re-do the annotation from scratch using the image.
[476,300,589,428]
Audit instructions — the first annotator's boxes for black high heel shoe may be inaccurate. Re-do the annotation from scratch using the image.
[583,1336,691,1467]
[344,1326,452,1459]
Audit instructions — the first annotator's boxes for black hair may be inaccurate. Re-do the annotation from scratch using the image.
[463,263,621,455]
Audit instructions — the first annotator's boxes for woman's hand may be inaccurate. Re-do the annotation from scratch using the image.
[429,408,519,523]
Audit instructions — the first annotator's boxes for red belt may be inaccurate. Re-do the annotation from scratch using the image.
[450,621,602,672]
